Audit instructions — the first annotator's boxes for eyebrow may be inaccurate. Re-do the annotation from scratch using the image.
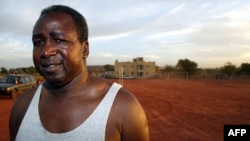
[50,32,64,37]
[32,34,43,40]
[32,32,64,40]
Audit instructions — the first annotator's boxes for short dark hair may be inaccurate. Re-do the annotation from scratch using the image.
[40,5,88,42]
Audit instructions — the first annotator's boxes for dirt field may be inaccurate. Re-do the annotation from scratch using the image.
[1,79,250,141]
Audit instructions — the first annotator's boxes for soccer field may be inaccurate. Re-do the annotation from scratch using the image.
[119,79,250,141]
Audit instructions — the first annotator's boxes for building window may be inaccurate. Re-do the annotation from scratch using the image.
[138,65,144,70]
[138,72,143,77]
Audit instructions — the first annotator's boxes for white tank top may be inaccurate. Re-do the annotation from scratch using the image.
[16,82,122,141]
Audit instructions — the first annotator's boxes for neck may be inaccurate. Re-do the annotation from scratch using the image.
[44,72,90,98]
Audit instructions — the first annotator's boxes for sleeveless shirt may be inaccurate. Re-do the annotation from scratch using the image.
[16,82,122,141]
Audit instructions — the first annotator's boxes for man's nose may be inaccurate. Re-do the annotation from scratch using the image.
[41,41,57,58]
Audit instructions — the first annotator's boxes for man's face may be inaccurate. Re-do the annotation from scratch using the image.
[32,12,88,86]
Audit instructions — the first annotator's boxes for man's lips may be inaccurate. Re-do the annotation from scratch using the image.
[41,62,61,73]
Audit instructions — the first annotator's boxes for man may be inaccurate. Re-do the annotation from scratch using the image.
[9,5,149,141]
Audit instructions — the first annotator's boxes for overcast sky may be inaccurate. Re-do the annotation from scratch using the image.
[1,0,250,69]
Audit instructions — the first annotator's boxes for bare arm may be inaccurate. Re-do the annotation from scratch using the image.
[115,89,150,141]
[9,88,36,141]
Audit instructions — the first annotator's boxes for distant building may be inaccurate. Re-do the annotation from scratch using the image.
[114,57,156,79]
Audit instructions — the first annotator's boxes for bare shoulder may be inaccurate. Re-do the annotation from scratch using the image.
[9,87,37,141]
[110,85,150,141]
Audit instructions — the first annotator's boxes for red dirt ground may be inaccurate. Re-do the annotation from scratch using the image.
[1,79,250,141]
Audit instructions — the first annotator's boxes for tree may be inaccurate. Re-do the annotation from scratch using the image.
[0,67,8,74]
[176,58,198,78]
[221,62,236,77]
[164,65,176,72]
[103,64,114,71]
[27,66,37,74]
[240,63,250,76]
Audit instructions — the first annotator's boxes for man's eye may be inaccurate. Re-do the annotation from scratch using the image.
[33,40,44,46]
[55,39,64,43]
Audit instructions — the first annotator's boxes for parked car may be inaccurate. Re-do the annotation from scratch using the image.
[0,74,37,99]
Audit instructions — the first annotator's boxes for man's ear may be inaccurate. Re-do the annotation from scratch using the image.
[82,41,89,58]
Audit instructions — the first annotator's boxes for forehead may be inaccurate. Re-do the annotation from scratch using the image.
[33,12,76,33]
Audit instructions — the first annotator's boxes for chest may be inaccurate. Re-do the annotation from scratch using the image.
[38,95,103,133]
